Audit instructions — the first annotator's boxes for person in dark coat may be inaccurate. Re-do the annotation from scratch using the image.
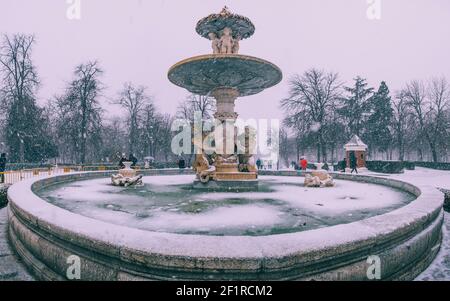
[349,151,358,174]
[0,153,6,184]
[129,153,138,168]
[340,158,346,172]
[256,158,262,170]
[178,155,186,169]
[118,153,127,169]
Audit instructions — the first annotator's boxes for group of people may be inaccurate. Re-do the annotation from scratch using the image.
[118,153,138,169]
[294,151,359,174]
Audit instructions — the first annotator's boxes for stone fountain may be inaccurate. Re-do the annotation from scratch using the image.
[168,7,282,189]
[111,161,143,187]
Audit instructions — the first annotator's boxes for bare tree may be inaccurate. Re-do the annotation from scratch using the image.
[115,83,151,155]
[392,91,410,161]
[0,34,39,162]
[402,79,450,162]
[176,94,215,121]
[141,106,173,161]
[54,61,103,164]
[281,69,342,162]
[428,77,450,158]
[101,117,127,162]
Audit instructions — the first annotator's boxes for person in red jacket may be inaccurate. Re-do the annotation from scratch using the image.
[300,157,308,171]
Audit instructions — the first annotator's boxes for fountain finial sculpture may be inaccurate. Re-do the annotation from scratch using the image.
[168,7,282,189]
[220,6,231,15]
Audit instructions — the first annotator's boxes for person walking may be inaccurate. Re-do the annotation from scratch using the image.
[256,158,262,170]
[300,156,308,171]
[0,153,6,184]
[129,153,138,168]
[350,151,358,174]
[340,158,346,172]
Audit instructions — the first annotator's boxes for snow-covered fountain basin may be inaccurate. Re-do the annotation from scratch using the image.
[7,169,444,280]
[38,175,415,236]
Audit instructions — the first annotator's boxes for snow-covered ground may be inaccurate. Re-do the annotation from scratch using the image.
[386,167,450,281]
[416,212,450,281]
[357,167,450,280]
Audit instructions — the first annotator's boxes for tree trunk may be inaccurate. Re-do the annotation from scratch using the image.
[398,134,404,161]
[316,142,321,163]
[80,99,87,164]
[19,138,25,162]
[430,143,438,163]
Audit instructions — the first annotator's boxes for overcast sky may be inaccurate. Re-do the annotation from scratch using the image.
[1,0,449,121]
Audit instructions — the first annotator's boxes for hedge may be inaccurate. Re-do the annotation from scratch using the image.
[366,161,405,174]
[412,161,450,171]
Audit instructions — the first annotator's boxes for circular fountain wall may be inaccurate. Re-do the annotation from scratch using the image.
[7,169,444,280]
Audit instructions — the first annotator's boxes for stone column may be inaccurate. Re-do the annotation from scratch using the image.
[212,88,239,173]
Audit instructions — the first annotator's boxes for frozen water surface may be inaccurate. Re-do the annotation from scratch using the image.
[37,175,415,236]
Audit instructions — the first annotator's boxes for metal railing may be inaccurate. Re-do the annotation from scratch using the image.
[0,165,123,185]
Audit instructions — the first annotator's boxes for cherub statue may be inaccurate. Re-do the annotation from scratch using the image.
[193,153,216,183]
[208,32,221,54]
[238,154,258,173]
[220,6,231,16]
[193,153,210,175]
[220,27,234,54]
[232,35,241,54]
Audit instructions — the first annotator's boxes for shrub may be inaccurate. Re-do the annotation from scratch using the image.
[0,184,9,208]
[403,162,416,170]
[366,161,405,174]
[444,193,450,213]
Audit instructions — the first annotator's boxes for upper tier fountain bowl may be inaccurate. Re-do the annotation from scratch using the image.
[168,54,282,97]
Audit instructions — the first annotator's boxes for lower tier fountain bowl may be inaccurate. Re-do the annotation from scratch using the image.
[6,169,444,280]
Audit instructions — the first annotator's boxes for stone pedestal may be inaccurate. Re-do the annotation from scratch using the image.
[213,89,243,177]
[195,88,255,185]
[119,162,136,178]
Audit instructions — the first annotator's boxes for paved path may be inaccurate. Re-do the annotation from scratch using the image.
[416,212,450,280]
[386,168,450,280]
[0,206,34,281]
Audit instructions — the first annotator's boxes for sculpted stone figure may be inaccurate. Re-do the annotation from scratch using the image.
[216,154,238,164]
[220,27,234,54]
[111,174,143,187]
[238,154,257,173]
[208,32,221,54]
[193,153,210,174]
[304,171,335,188]
[193,153,216,183]
[246,155,257,172]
